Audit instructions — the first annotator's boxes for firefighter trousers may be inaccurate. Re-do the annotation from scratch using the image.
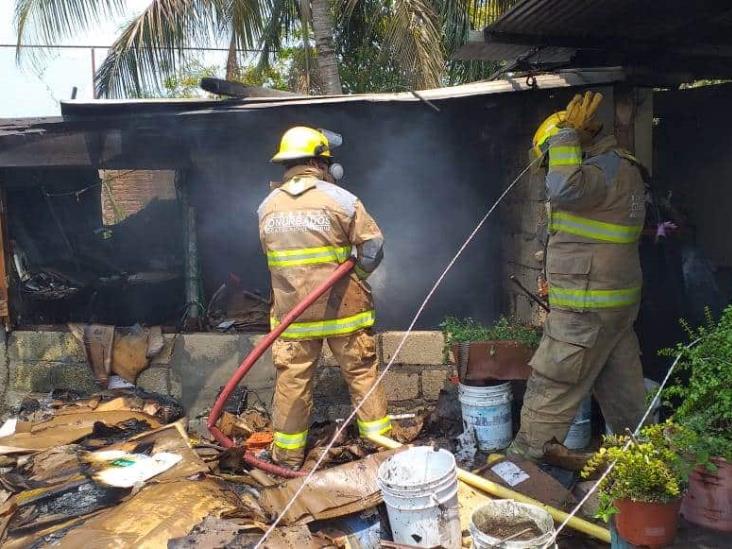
[271,329,390,467]
[509,306,647,461]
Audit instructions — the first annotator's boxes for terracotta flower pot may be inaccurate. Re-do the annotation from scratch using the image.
[682,457,732,532]
[451,340,533,382]
[614,498,682,548]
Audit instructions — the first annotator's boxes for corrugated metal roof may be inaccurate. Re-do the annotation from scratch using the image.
[456,0,732,73]
[488,0,731,44]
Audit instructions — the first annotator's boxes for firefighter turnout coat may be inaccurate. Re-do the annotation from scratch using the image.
[511,129,648,459]
[258,165,383,339]
[257,164,390,467]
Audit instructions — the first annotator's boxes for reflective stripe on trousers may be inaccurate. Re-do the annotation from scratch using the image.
[549,286,641,310]
[357,416,392,436]
[271,310,376,340]
[548,145,582,168]
[273,429,308,450]
[267,245,352,268]
[550,210,642,244]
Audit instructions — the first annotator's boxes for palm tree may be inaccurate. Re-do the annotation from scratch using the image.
[14,1,517,98]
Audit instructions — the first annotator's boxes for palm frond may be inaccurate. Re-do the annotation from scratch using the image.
[95,0,226,98]
[466,0,519,29]
[256,0,299,71]
[228,0,268,55]
[434,0,470,54]
[15,0,125,60]
[442,1,517,85]
[384,0,445,89]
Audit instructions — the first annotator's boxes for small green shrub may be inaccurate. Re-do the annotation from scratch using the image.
[581,423,692,521]
[660,305,732,463]
[440,316,541,361]
[440,316,541,348]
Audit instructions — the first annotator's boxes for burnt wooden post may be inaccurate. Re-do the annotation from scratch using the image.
[176,171,202,331]
[0,184,10,330]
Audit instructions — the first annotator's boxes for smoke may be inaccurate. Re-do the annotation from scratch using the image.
[190,96,514,329]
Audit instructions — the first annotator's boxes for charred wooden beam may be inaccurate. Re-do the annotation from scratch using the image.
[199,78,298,99]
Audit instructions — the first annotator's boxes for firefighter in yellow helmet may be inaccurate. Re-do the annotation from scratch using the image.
[508,92,648,461]
[258,126,391,468]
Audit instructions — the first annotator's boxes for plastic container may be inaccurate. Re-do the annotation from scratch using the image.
[615,498,681,547]
[469,500,556,548]
[681,457,732,532]
[458,342,471,380]
[377,447,461,548]
[311,511,381,549]
[458,382,513,451]
[564,396,591,449]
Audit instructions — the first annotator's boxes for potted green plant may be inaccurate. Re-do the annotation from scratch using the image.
[582,423,691,548]
[440,316,540,382]
[660,306,732,532]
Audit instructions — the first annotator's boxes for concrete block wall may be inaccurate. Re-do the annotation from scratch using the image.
[499,165,548,327]
[0,330,453,431]
[315,331,452,421]
[0,330,185,410]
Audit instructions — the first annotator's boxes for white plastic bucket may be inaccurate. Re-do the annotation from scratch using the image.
[469,500,557,549]
[458,382,513,451]
[564,396,591,449]
[377,447,461,549]
[605,378,662,435]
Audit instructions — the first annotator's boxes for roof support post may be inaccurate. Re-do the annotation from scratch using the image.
[614,84,653,174]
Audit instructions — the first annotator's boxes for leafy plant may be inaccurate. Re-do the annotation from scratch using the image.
[16,0,517,98]
[440,316,541,349]
[581,423,692,520]
[660,305,732,462]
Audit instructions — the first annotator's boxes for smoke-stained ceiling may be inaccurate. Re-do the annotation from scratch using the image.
[456,0,732,82]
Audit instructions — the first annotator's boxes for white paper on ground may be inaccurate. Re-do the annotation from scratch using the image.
[0,418,18,438]
[491,461,530,487]
[89,450,129,462]
[454,429,478,468]
[95,452,182,487]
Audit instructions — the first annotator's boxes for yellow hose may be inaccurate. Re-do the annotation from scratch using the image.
[366,433,611,544]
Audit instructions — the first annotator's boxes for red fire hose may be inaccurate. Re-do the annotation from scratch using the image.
[207,258,356,478]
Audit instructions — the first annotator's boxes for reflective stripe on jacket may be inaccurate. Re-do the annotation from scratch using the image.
[258,165,384,338]
[545,130,646,312]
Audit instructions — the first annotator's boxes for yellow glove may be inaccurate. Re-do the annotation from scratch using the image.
[562,91,603,132]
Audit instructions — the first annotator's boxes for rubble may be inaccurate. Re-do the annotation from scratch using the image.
[206,277,270,333]
[0,388,608,548]
[259,449,402,525]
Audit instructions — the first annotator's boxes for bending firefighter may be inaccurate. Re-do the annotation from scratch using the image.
[258,126,391,468]
[509,91,648,460]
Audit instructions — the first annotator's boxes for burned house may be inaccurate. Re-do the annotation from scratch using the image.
[0,66,730,424]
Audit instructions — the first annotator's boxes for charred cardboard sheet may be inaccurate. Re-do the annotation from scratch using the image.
[50,479,241,549]
[0,422,209,547]
[260,449,402,525]
[69,324,165,386]
[479,457,576,511]
[91,422,209,482]
[169,517,335,549]
[0,410,161,454]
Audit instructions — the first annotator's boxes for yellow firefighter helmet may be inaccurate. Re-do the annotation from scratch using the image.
[271,126,332,163]
[532,111,566,158]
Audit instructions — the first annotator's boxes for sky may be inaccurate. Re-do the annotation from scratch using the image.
[0,0,224,118]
